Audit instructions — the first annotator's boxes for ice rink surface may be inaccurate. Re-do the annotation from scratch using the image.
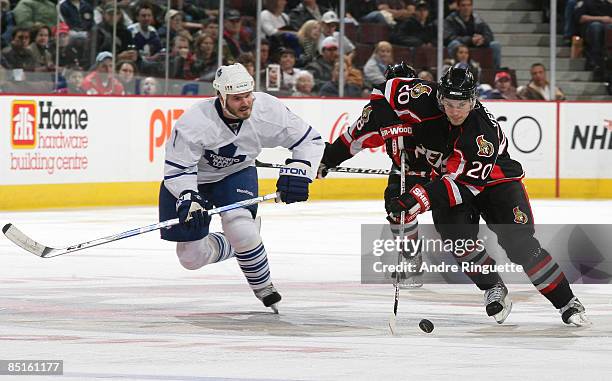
[1,199,612,381]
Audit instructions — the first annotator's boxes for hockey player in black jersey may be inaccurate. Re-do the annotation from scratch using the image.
[320,63,590,326]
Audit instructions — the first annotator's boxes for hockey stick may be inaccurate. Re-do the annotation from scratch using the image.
[255,159,405,176]
[2,192,279,258]
[389,146,407,335]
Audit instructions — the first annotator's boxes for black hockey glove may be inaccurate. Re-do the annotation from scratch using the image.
[276,159,312,204]
[176,190,210,229]
[386,184,431,223]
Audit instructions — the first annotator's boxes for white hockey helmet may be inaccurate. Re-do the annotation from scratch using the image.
[213,63,254,105]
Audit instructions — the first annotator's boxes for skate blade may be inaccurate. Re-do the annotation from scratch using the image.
[388,313,398,335]
[270,303,279,314]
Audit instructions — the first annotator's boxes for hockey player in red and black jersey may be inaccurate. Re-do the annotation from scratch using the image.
[319,63,590,326]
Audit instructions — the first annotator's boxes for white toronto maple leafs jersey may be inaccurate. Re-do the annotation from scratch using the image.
[163,92,324,198]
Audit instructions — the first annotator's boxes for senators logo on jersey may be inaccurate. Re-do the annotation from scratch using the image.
[476,135,494,157]
[513,206,528,224]
[409,83,432,99]
[356,105,373,130]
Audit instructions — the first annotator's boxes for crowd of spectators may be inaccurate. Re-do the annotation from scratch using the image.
[0,0,608,97]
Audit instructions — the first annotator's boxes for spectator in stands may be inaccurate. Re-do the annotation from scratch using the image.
[319,11,355,56]
[1,0,15,49]
[418,69,434,81]
[1,26,36,71]
[360,0,415,27]
[168,34,197,80]
[82,51,125,95]
[277,47,303,92]
[59,0,95,33]
[261,0,293,39]
[28,24,53,72]
[128,2,162,58]
[574,0,612,81]
[449,43,481,82]
[158,9,186,49]
[261,0,302,54]
[345,55,365,90]
[517,63,566,100]
[346,0,379,22]
[484,70,518,100]
[319,59,362,97]
[92,4,135,56]
[563,0,578,45]
[222,8,252,64]
[116,60,138,94]
[238,52,256,77]
[391,0,436,48]
[203,19,219,41]
[260,38,271,70]
[65,67,86,93]
[292,69,315,96]
[305,35,338,91]
[140,76,159,95]
[364,40,393,85]
[296,19,321,67]
[289,0,328,31]
[13,0,57,28]
[192,33,216,81]
[444,0,501,68]
[292,69,316,96]
[54,22,89,69]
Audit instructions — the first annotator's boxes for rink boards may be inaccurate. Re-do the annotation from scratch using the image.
[0,95,611,209]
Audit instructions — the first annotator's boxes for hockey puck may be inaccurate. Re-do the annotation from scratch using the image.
[419,319,434,333]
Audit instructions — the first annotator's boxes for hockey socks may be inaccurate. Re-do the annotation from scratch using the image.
[524,248,574,309]
[208,232,235,262]
[234,243,272,290]
[454,248,503,291]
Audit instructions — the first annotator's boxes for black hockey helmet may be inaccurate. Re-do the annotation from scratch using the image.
[437,63,477,101]
[384,62,417,81]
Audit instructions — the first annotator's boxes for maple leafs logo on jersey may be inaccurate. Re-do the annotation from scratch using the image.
[513,206,528,224]
[204,143,246,169]
[409,83,432,99]
[476,135,494,157]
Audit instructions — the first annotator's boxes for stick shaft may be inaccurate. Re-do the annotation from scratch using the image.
[255,160,408,176]
[3,192,278,258]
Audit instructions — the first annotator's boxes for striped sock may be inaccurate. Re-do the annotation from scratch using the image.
[455,248,503,290]
[525,248,573,309]
[208,233,235,263]
[234,243,272,290]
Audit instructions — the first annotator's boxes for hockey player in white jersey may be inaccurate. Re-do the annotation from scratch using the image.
[159,63,324,312]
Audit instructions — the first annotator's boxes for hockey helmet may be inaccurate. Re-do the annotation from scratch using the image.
[437,63,477,102]
[384,62,417,81]
[213,63,254,104]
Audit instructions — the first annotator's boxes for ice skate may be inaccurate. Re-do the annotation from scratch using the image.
[560,297,591,327]
[398,251,424,289]
[484,282,512,324]
[254,283,281,314]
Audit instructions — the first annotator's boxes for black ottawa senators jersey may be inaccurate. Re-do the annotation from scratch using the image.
[322,77,524,209]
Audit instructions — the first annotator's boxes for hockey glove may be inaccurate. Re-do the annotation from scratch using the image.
[276,159,312,204]
[386,184,431,223]
[176,190,210,229]
[316,143,333,179]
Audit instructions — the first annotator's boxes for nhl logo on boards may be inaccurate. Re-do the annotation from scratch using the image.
[476,135,494,157]
[10,100,37,149]
[513,206,528,224]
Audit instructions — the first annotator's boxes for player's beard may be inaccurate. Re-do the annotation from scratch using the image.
[225,101,253,120]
